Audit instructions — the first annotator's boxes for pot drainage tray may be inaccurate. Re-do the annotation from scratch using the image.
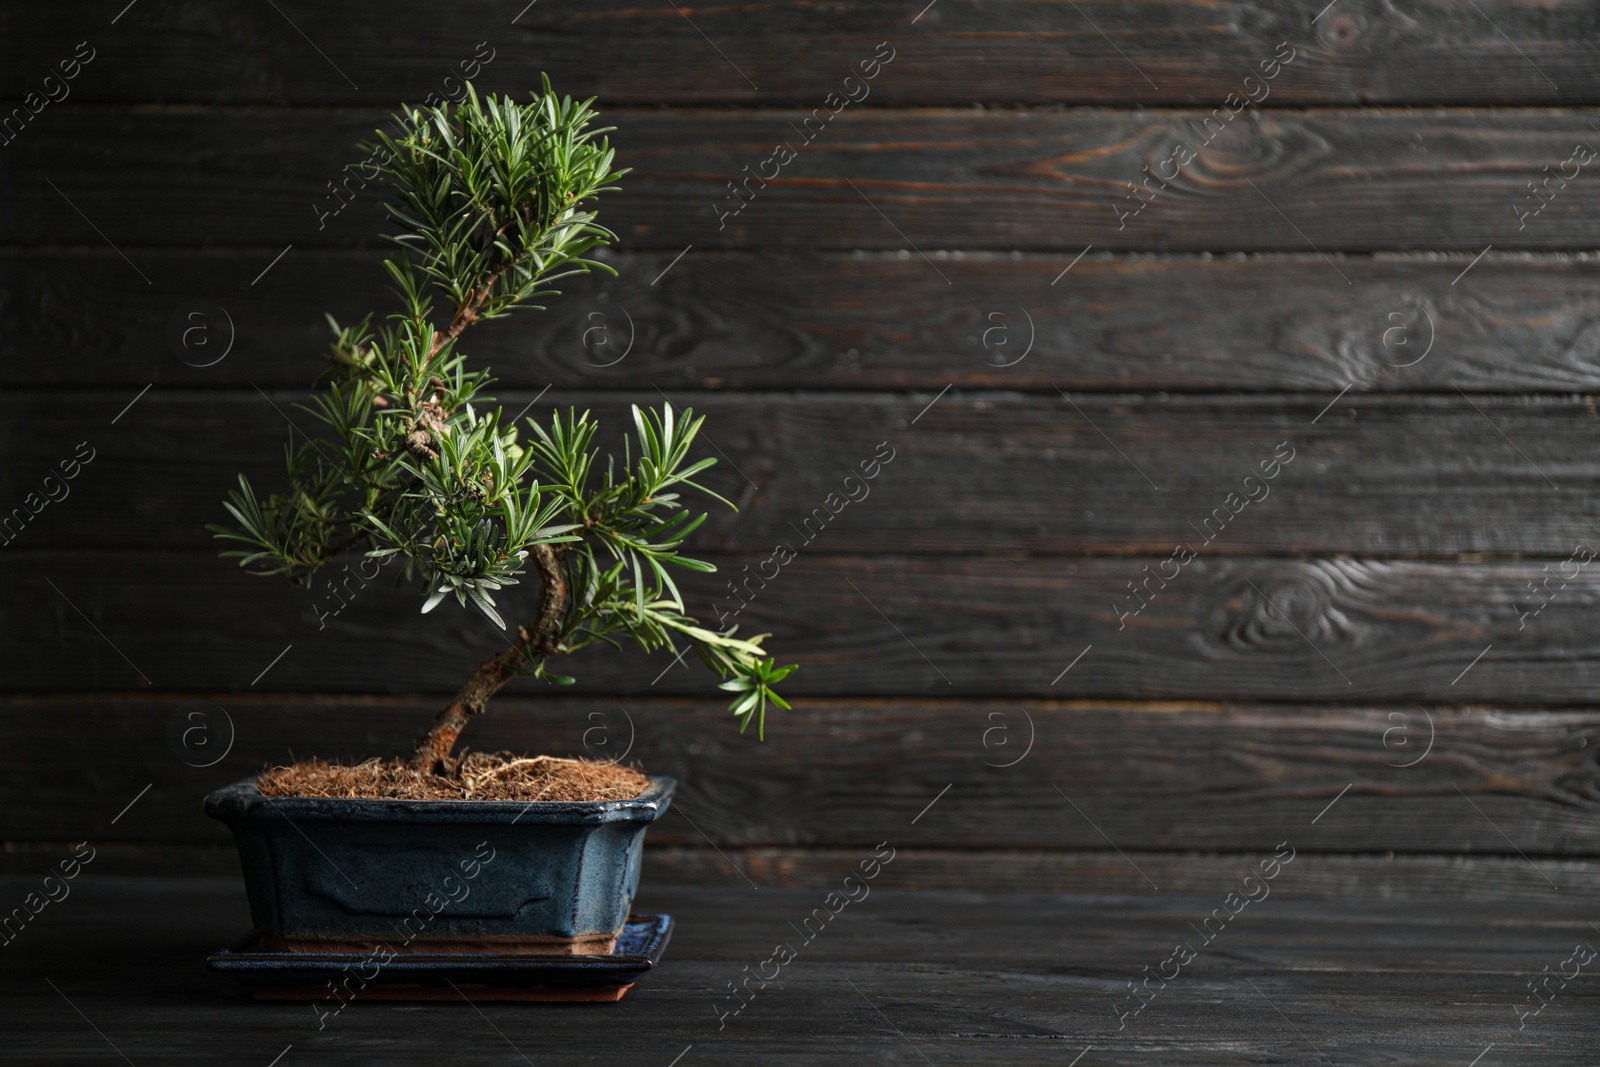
[208,914,673,1003]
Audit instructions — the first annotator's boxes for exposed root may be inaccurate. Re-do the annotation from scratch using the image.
[256,752,649,802]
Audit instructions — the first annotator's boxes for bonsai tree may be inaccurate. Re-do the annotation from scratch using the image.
[211,81,793,780]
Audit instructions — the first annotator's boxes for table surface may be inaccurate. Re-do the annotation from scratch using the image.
[1,876,1595,1066]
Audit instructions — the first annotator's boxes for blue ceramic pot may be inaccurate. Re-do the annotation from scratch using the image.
[204,775,674,954]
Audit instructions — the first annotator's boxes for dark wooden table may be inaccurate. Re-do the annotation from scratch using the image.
[2,876,1594,1065]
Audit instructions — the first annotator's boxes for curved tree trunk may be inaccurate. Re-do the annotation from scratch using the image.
[410,543,567,774]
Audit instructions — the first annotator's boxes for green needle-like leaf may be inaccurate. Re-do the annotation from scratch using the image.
[210,78,790,744]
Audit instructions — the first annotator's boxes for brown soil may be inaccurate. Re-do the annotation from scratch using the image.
[256,752,650,802]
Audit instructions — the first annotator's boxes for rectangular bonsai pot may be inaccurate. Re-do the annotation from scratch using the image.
[204,774,674,955]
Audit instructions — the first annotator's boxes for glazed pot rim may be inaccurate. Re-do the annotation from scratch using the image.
[204,773,676,825]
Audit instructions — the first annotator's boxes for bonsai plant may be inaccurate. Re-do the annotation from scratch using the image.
[202,80,792,958]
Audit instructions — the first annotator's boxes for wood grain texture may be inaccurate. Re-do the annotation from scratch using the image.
[11,108,1600,250]
[8,0,1600,915]
[14,248,1600,393]
[1,879,1595,1065]
[1,695,1596,856]
[4,553,1600,702]
[6,843,1596,901]
[649,847,1600,900]
[5,0,1600,105]
[6,389,1600,556]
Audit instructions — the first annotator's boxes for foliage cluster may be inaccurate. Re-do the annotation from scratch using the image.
[212,81,792,739]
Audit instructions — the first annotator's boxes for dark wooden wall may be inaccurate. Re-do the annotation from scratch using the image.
[5,0,1600,900]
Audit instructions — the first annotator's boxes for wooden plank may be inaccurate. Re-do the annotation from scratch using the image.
[12,248,1600,394]
[4,389,1598,555]
[5,0,1600,106]
[11,108,1600,250]
[2,879,1597,1065]
[6,843,1598,902]
[2,695,1597,856]
[659,848,1600,902]
[7,552,1600,702]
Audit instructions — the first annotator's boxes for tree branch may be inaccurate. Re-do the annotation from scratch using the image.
[427,264,507,362]
[410,540,568,772]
